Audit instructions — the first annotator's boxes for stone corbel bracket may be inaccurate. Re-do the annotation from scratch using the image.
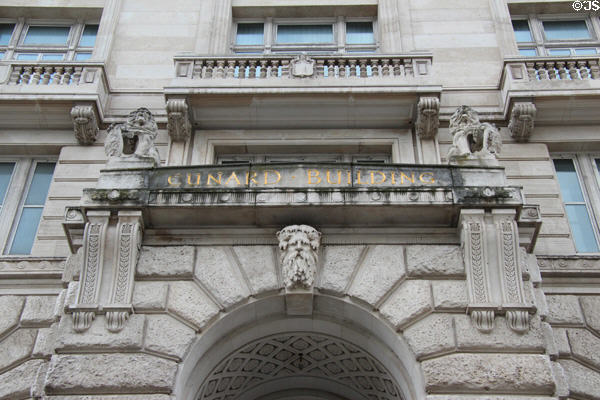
[166,98,192,142]
[508,102,536,142]
[71,104,99,145]
[460,209,534,333]
[67,210,143,333]
[415,96,440,139]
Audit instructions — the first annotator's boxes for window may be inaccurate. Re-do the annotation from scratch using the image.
[233,18,376,54]
[0,20,98,61]
[0,159,55,255]
[216,153,390,164]
[512,16,599,56]
[553,156,600,253]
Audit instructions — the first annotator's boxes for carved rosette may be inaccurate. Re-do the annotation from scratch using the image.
[508,102,536,142]
[166,98,192,142]
[71,105,99,145]
[415,97,440,139]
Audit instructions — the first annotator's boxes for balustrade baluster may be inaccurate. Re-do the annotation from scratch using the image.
[248,60,257,78]
[349,60,357,77]
[270,60,280,78]
[316,59,325,78]
[238,60,247,79]
[68,67,78,84]
[327,60,336,78]
[215,60,225,78]
[40,66,52,85]
[381,59,390,76]
[205,61,215,78]
[370,59,380,77]
[358,59,367,77]
[21,67,32,84]
[9,66,23,84]
[192,61,203,79]
[546,62,557,80]
[556,62,567,80]
[31,66,43,84]
[52,67,64,84]
[589,60,600,79]
[403,59,413,77]
[567,61,579,80]
[535,62,547,80]
[226,60,236,78]
[392,59,402,76]
[525,62,536,80]
[281,60,290,77]
[338,59,347,78]
[577,61,590,79]
[258,60,267,78]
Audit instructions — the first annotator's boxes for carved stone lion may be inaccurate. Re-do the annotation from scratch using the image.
[447,105,501,163]
[277,225,321,290]
[105,107,161,166]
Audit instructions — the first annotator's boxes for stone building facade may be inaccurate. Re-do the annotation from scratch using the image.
[0,0,599,399]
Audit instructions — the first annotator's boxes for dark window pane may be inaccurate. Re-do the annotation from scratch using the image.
[554,159,585,202]
[8,207,43,254]
[0,23,15,45]
[0,163,15,206]
[512,20,532,42]
[24,163,55,205]
[566,204,599,252]
[543,20,590,40]
[346,22,374,44]
[277,25,333,44]
[236,23,264,45]
[24,26,70,45]
[79,24,98,47]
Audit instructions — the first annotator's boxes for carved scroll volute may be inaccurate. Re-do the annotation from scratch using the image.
[72,210,110,333]
[459,209,495,332]
[415,97,440,139]
[166,98,192,142]
[106,210,143,332]
[492,209,530,333]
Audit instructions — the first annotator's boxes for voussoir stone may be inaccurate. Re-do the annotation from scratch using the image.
[145,314,196,359]
[319,245,365,295]
[56,314,144,351]
[167,281,219,330]
[0,328,37,370]
[560,359,600,399]
[546,295,584,325]
[194,247,250,309]
[0,296,24,336]
[132,281,168,311]
[0,359,45,400]
[403,313,455,359]
[233,246,279,294]
[45,353,177,394]
[406,245,464,277]
[21,295,58,326]
[348,245,406,306]
[568,328,600,369]
[580,296,600,333]
[137,246,195,278]
[422,353,555,394]
[431,280,468,310]
[380,280,432,329]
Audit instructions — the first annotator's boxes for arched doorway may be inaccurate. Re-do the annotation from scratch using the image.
[176,295,425,400]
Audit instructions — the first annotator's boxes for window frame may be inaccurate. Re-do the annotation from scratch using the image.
[512,14,600,57]
[232,16,378,54]
[216,153,391,164]
[0,157,56,256]
[0,17,98,61]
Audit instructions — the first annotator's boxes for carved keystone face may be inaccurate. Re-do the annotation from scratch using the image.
[277,225,321,290]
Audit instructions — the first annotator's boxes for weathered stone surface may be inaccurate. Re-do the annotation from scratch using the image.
[33,325,56,358]
[45,354,177,394]
[0,296,24,336]
[568,328,600,369]
[137,246,194,278]
[423,354,555,394]
[454,315,545,352]
[406,245,464,277]
[194,247,249,309]
[546,295,584,325]
[64,282,78,307]
[551,361,569,399]
[48,396,171,400]
[21,295,58,326]
[426,397,555,400]
[56,314,144,351]
[0,359,45,400]
[233,246,279,294]
[132,281,168,311]
[580,296,600,334]
[145,314,195,359]
[319,245,365,295]
[63,248,82,281]
[167,281,219,330]
[431,280,468,310]
[380,280,432,329]
[560,359,600,399]
[553,327,571,356]
[348,245,406,306]
[0,328,36,370]
[403,313,455,359]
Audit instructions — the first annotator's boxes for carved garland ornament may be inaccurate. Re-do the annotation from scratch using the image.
[277,225,321,290]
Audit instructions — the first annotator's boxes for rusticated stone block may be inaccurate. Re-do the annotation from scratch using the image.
[132,281,168,311]
[454,315,545,352]
[64,282,78,307]
[431,280,468,310]
[560,359,600,399]
[319,245,365,295]
[0,296,24,336]
[167,281,219,330]
[145,314,195,360]
[233,246,279,294]
[348,245,406,306]
[0,359,45,400]
[45,354,177,394]
[406,245,464,277]
[422,354,555,394]
[47,396,171,399]
[546,295,584,325]
[380,280,432,329]
[63,248,82,281]
[0,328,37,370]
[551,361,569,399]
[194,247,250,309]
[137,246,195,278]
[403,313,455,359]
[56,314,144,351]
[426,397,555,400]
[553,327,571,356]
[568,328,600,369]
[21,295,58,326]
[580,296,600,333]
[33,325,56,358]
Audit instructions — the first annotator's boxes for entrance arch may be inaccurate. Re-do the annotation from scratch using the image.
[176,294,426,400]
